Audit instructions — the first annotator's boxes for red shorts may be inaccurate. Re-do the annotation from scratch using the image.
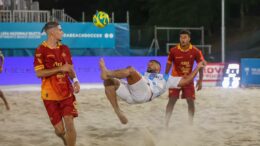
[169,83,195,100]
[43,96,78,126]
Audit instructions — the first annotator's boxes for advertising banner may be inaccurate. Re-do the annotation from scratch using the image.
[241,58,260,86]
[0,57,226,87]
[0,57,167,85]
[0,22,115,49]
[202,63,225,86]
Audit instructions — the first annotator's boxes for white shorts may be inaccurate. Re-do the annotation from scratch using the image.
[166,76,182,89]
[116,77,152,104]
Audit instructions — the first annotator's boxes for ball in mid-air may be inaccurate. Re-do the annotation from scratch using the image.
[93,11,110,28]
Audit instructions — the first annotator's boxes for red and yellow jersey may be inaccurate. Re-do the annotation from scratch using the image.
[34,41,73,101]
[167,44,204,77]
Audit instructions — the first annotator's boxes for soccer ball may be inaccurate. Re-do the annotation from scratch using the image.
[93,11,110,28]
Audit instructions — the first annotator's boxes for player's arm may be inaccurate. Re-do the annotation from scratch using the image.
[198,67,203,81]
[196,50,206,90]
[35,64,72,78]
[66,64,77,82]
[165,63,172,74]
[164,48,174,76]
[65,47,80,93]
[69,66,80,93]
[34,47,72,78]
[68,67,76,79]
[195,64,204,90]
[198,50,205,81]
[165,52,173,74]
[164,51,174,81]
[178,61,206,87]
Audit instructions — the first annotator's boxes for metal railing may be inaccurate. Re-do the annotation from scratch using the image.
[0,9,76,22]
[0,10,12,22]
[13,10,50,22]
[52,9,77,22]
[63,14,77,22]
[0,10,50,22]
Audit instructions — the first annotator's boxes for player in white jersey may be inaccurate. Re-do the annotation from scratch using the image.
[99,58,205,124]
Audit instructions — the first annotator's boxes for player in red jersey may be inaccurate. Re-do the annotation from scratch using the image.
[34,22,80,146]
[165,30,206,127]
[0,50,10,110]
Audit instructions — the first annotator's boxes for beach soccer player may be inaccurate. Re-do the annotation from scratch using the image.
[165,29,206,127]
[34,22,80,146]
[99,58,206,124]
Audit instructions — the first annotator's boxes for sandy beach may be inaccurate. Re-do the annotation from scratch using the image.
[0,86,260,146]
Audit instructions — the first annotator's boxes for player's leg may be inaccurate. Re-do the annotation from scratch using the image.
[0,90,10,110]
[63,115,76,146]
[54,121,67,146]
[99,58,142,83]
[103,78,128,124]
[165,88,180,127]
[44,100,67,145]
[125,66,142,85]
[165,97,178,127]
[61,96,78,146]
[183,84,195,124]
[186,99,195,124]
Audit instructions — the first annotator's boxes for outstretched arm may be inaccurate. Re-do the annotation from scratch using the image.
[178,61,206,87]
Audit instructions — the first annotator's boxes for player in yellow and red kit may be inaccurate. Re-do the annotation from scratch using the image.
[34,22,80,146]
[165,30,205,127]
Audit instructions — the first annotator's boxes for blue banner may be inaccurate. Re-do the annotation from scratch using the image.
[0,22,115,49]
[0,57,168,85]
[241,58,260,86]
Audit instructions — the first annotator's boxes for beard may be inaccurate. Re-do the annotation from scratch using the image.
[180,42,186,47]
[146,68,156,73]
[180,41,190,48]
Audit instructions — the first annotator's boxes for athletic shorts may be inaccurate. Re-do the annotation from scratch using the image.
[169,83,195,100]
[116,77,152,104]
[166,76,182,89]
[43,95,78,126]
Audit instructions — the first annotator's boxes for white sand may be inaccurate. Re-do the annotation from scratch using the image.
[1,86,260,146]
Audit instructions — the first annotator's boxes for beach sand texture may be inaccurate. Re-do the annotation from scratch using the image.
[1,87,260,146]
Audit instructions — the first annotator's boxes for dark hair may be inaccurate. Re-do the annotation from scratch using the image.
[179,29,191,37]
[41,21,60,32]
[149,60,161,67]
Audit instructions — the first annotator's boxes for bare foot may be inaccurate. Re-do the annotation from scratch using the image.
[99,58,109,80]
[115,110,128,124]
